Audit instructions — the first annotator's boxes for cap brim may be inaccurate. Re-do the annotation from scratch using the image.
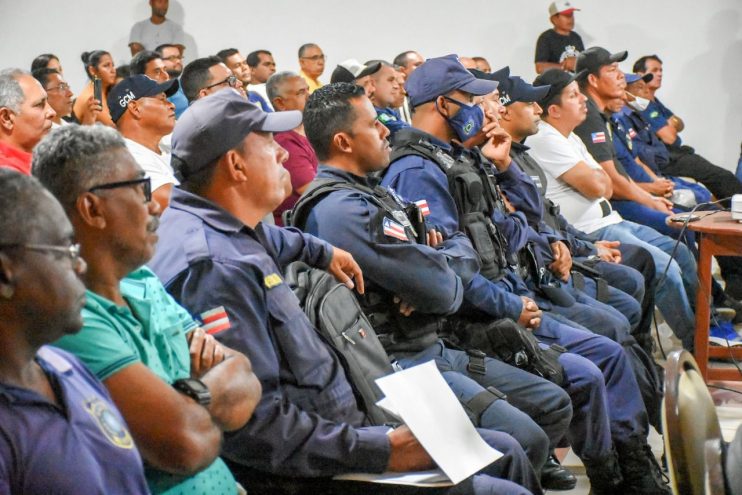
[357,62,382,79]
[330,66,356,84]
[609,51,628,64]
[523,85,551,103]
[490,66,511,83]
[141,78,179,98]
[558,8,580,14]
[257,110,303,133]
[457,77,499,95]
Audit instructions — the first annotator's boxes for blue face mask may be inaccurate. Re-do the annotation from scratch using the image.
[439,96,485,142]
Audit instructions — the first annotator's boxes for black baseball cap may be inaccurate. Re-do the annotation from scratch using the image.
[472,69,550,106]
[576,47,628,77]
[405,54,498,108]
[108,75,179,122]
[330,59,382,84]
[533,68,586,109]
[171,89,302,180]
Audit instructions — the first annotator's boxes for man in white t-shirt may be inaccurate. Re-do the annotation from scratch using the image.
[108,75,179,210]
[525,68,697,350]
[129,0,185,56]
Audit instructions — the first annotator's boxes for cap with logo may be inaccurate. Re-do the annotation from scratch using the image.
[107,75,179,122]
[548,1,580,16]
[405,54,499,108]
[576,46,628,77]
[471,68,550,106]
[625,72,653,85]
[171,88,302,181]
[330,59,383,84]
[532,68,586,109]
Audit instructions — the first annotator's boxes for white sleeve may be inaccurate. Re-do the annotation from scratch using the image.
[527,130,584,179]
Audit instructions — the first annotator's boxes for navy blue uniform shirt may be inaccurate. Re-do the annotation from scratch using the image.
[0,346,149,494]
[150,188,391,477]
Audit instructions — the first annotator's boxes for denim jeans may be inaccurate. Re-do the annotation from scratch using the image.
[586,220,697,349]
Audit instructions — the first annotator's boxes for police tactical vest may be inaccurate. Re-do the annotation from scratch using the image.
[389,128,512,282]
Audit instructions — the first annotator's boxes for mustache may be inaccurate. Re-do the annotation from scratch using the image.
[147,215,160,233]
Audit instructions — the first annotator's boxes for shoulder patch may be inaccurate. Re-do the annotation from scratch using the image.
[591,131,606,143]
[414,199,431,217]
[650,111,660,119]
[383,217,409,241]
[199,306,232,334]
[84,397,134,449]
[263,273,283,289]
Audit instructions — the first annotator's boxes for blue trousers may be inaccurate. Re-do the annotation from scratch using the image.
[398,341,572,473]
[587,220,697,349]
[578,260,646,330]
[532,314,649,455]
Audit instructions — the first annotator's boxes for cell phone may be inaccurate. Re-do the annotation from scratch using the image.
[93,77,102,103]
[669,214,701,223]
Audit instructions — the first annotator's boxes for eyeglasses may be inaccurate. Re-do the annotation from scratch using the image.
[301,54,326,62]
[88,177,152,203]
[162,55,183,62]
[204,75,239,90]
[45,83,71,93]
[0,243,83,268]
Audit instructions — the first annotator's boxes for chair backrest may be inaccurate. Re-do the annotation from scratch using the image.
[663,350,725,495]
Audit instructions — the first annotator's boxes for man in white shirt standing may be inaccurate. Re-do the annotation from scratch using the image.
[108,75,179,210]
[129,0,185,56]
[525,68,697,351]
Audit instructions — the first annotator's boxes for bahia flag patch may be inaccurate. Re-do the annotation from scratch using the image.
[199,306,231,335]
[591,131,606,143]
[383,217,409,241]
[414,199,431,217]
[628,128,637,139]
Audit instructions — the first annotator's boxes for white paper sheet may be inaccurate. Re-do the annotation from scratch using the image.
[334,469,454,487]
[376,360,502,484]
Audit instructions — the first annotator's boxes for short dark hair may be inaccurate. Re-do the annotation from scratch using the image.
[130,50,162,76]
[180,56,222,103]
[33,125,127,214]
[0,170,51,246]
[154,43,180,55]
[298,43,318,58]
[304,83,366,161]
[216,48,239,64]
[633,54,663,73]
[80,50,111,80]
[32,68,60,89]
[393,51,415,68]
[30,53,59,73]
[246,50,272,68]
[116,64,131,80]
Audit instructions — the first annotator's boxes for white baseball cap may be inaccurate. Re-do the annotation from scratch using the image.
[548,1,580,16]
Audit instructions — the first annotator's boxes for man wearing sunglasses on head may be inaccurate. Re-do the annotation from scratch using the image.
[33,124,261,495]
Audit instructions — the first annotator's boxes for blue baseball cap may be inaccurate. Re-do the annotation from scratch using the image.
[405,54,499,108]
[108,75,179,122]
[625,72,653,85]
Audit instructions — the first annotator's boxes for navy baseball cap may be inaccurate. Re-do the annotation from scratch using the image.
[533,68,586,109]
[171,89,302,180]
[576,47,628,77]
[108,75,179,122]
[405,54,499,108]
[471,69,550,106]
[625,72,653,85]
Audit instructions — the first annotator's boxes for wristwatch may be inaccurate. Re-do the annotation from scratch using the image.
[173,378,212,406]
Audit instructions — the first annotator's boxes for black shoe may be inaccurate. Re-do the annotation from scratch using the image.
[540,454,577,491]
[584,450,623,495]
[722,295,742,325]
[618,443,671,495]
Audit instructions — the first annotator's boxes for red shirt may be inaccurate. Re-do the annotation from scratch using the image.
[0,140,32,175]
[273,130,319,225]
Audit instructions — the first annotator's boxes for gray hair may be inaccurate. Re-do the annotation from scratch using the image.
[0,68,28,113]
[0,169,52,246]
[266,71,300,102]
[33,124,127,214]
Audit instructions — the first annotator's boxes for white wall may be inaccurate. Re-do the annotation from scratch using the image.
[1,0,740,170]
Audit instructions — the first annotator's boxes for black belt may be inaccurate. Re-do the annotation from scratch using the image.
[599,199,612,217]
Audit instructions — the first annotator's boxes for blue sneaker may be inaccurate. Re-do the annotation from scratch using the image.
[709,321,742,347]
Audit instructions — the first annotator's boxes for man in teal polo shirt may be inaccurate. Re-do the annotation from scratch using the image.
[33,124,262,495]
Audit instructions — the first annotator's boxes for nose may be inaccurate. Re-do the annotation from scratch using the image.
[45,101,56,119]
[534,103,543,116]
[148,195,162,216]
[74,256,88,276]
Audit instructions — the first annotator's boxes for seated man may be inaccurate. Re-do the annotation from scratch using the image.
[33,68,99,127]
[329,58,381,96]
[33,124,260,494]
[366,60,410,137]
[246,49,277,109]
[298,43,325,93]
[150,89,541,495]
[108,75,180,210]
[633,54,742,205]
[180,56,245,104]
[217,48,272,112]
[130,50,170,84]
[265,71,318,225]
[154,43,188,118]
[526,67,697,351]
[0,169,150,494]
[0,69,55,174]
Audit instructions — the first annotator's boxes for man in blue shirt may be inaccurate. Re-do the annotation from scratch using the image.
[150,89,541,495]
[383,55,670,495]
[0,169,150,494]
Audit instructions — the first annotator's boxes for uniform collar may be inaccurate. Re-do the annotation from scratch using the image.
[510,140,530,154]
[169,187,247,234]
[316,164,381,188]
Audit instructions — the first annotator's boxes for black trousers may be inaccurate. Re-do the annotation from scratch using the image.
[661,146,742,207]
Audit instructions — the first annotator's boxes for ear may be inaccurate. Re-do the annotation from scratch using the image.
[547,103,560,119]
[0,108,15,132]
[587,73,599,89]
[197,87,209,100]
[499,105,514,123]
[271,96,285,112]
[76,192,108,230]
[0,252,16,300]
[332,132,353,155]
[223,149,249,183]
[126,101,142,120]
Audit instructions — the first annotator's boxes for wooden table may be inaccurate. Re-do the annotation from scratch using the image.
[685,211,742,381]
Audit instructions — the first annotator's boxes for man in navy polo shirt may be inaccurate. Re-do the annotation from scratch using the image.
[0,169,149,494]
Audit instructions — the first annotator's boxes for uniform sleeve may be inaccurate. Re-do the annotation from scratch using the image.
[574,111,615,163]
[535,31,552,63]
[640,102,670,133]
[262,224,334,271]
[53,313,140,381]
[613,138,653,183]
[497,160,545,229]
[164,259,391,476]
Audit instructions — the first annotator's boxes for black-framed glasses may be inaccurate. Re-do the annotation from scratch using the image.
[88,177,152,202]
[204,75,239,90]
[0,243,83,268]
